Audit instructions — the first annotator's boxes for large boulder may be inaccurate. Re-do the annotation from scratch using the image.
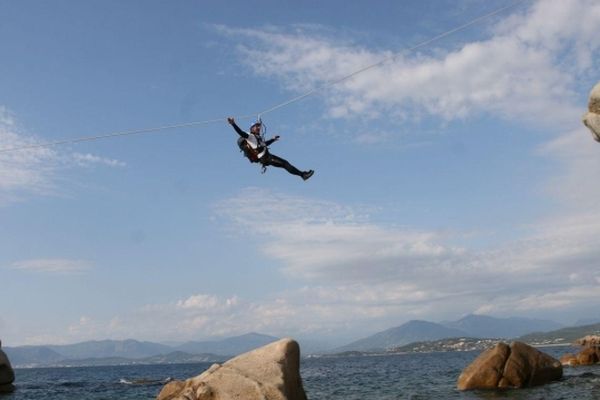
[576,348,599,366]
[0,341,15,393]
[583,81,600,142]
[157,338,307,400]
[457,341,562,390]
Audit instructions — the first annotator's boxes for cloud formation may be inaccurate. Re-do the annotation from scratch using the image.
[0,107,59,203]
[0,107,127,204]
[214,187,600,327]
[202,1,600,334]
[18,192,600,344]
[218,0,599,128]
[72,153,126,168]
[10,258,92,274]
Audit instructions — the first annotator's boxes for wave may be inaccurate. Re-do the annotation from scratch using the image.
[119,377,173,386]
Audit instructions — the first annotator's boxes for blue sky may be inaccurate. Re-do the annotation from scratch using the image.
[1,0,600,347]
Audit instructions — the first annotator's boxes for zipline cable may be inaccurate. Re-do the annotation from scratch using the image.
[256,0,527,117]
[0,0,527,154]
[0,118,229,154]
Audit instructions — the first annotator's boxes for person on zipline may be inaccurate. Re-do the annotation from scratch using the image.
[228,117,314,181]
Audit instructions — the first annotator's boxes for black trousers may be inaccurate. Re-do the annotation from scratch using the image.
[260,152,303,177]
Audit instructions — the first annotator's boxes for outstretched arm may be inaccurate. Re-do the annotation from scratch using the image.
[265,135,280,146]
[227,117,249,139]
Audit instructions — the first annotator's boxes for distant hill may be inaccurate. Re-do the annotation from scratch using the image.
[141,351,223,364]
[573,318,600,327]
[442,314,563,339]
[390,337,501,353]
[333,320,468,352]
[175,333,279,356]
[333,315,565,353]
[46,339,173,359]
[518,322,600,345]
[4,339,172,367]
[4,333,278,367]
[37,351,224,367]
[3,345,64,366]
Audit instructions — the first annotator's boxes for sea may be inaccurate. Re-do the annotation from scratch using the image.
[3,346,599,399]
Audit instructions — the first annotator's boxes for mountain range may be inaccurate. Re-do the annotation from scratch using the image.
[4,315,591,367]
[442,314,563,339]
[332,314,564,352]
[518,322,600,345]
[174,332,279,356]
[333,320,467,352]
[4,332,278,367]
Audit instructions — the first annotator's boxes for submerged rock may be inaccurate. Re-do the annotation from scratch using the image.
[457,341,562,390]
[583,81,600,142]
[157,338,307,400]
[0,341,15,394]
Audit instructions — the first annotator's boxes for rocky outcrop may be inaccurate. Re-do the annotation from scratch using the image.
[157,338,307,400]
[576,348,600,366]
[583,81,600,142]
[560,353,578,367]
[575,335,600,348]
[457,341,562,390]
[561,335,600,367]
[0,341,15,393]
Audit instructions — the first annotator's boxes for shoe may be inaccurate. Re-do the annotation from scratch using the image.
[302,170,314,181]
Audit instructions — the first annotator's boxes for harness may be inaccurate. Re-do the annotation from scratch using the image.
[238,117,267,163]
[237,119,270,173]
[237,137,263,163]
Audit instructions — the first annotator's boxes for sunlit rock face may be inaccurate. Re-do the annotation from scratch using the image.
[583,81,600,142]
[157,338,307,400]
[457,341,562,390]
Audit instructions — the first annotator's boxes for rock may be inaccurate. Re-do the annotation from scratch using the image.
[576,348,599,366]
[0,341,15,394]
[0,384,15,394]
[157,338,307,400]
[499,342,563,388]
[589,82,600,114]
[457,342,510,389]
[560,335,600,367]
[0,346,14,385]
[575,335,600,348]
[560,353,578,367]
[457,341,562,390]
[583,82,600,142]
[582,112,600,142]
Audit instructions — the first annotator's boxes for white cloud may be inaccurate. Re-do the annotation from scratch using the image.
[214,188,600,325]
[72,153,126,168]
[11,258,92,274]
[176,294,239,310]
[206,0,600,330]
[0,107,59,203]
[218,0,599,128]
[0,107,128,204]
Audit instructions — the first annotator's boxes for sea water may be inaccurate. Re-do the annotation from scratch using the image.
[4,347,600,399]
